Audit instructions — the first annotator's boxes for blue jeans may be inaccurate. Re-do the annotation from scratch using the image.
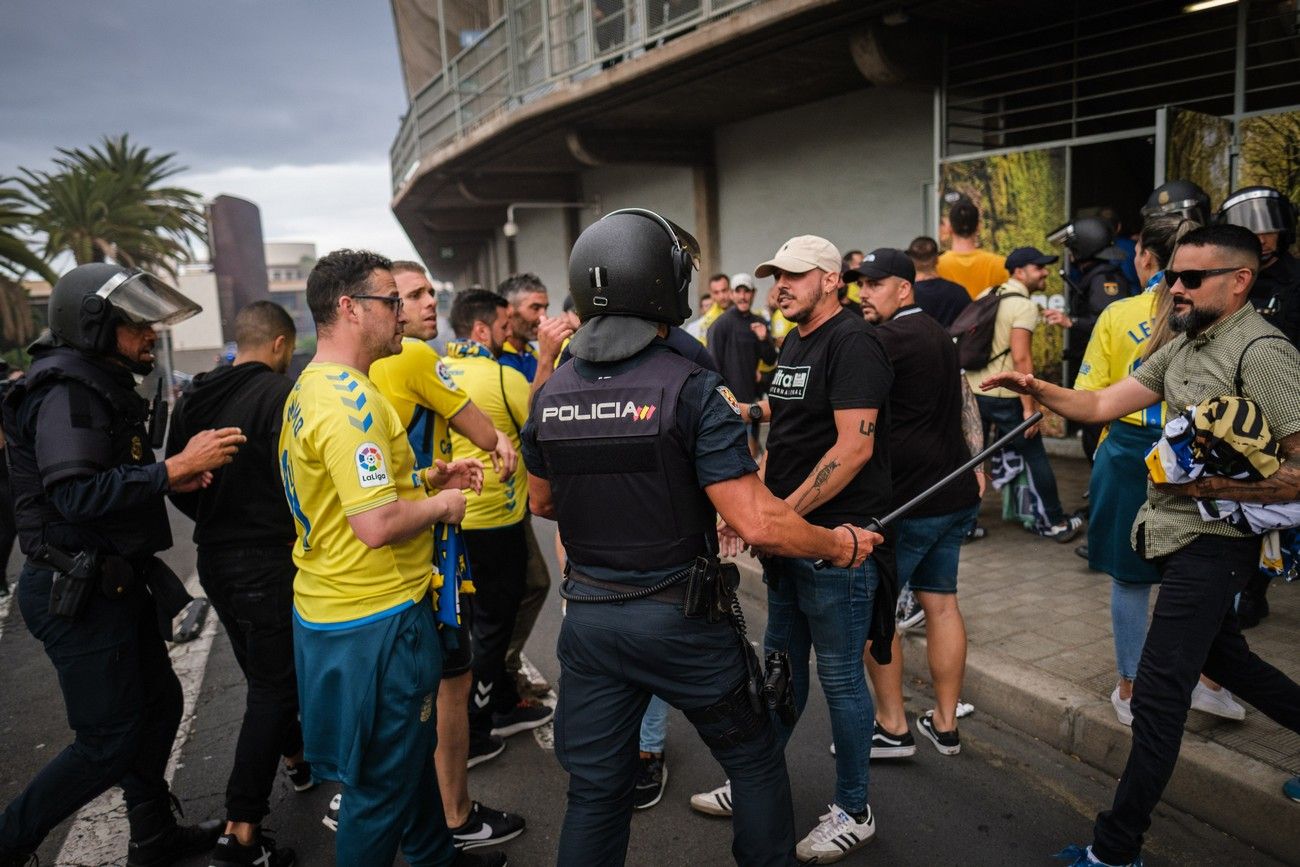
[763,556,877,814]
[895,504,980,594]
[639,696,669,754]
[975,395,1067,524]
[1110,581,1152,682]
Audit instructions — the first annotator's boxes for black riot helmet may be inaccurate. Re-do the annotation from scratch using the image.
[1142,179,1211,224]
[43,263,201,372]
[1217,186,1297,251]
[1058,216,1124,262]
[568,209,700,326]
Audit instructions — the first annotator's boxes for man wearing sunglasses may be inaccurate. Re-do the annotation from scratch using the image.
[982,224,1300,867]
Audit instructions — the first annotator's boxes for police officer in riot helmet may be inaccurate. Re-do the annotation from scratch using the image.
[1218,185,1300,346]
[0,264,245,867]
[521,209,878,866]
[1215,186,1300,630]
[1141,178,1212,225]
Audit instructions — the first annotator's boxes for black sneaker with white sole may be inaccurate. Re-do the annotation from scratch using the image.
[633,755,667,810]
[284,761,315,793]
[322,793,340,832]
[870,721,917,759]
[916,711,961,755]
[490,700,554,737]
[468,733,506,768]
[209,830,295,867]
[450,801,525,850]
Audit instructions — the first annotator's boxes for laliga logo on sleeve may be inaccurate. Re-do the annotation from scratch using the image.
[356,443,390,488]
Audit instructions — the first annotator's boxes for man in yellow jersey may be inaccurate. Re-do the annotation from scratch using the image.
[938,196,1010,300]
[494,274,571,701]
[442,290,555,755]
[368,261,525,853]
[684,273,732,345]
[279,249,499,867]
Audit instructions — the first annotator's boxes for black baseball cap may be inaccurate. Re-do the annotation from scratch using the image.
[844,248,915,283]
[1004,246,1059,271]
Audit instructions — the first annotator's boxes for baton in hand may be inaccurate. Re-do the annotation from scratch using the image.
[813,411,1043,568]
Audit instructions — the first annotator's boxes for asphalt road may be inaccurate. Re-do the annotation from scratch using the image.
[0,512,1283,866]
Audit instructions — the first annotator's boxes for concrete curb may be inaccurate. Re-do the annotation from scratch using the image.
[731,555,1293,862]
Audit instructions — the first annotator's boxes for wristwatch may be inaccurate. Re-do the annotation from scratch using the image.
[747,403,764,422]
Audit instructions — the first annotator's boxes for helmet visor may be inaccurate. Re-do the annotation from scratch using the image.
[665,218,702,273]
[98,270,202,327]
[1220,191,1288,235]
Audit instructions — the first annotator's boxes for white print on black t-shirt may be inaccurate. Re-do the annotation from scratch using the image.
[768,365,811,401]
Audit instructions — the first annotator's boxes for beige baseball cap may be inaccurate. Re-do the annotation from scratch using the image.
[754,235,841,278]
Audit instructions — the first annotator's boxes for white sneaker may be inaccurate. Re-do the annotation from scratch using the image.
[796,804,875,863]
[689,780,732,817]
[1190,681,1246,720]
[1110,686,1133,727]
[955,701,975,719]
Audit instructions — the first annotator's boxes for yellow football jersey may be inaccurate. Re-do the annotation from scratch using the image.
[442,342,529,529]
[1074,293,1164,430]
[369,338,470,468]
[280,362,434,626]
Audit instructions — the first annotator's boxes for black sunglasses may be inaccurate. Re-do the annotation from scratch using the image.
[349,293,402,309]
[1164,267,1244,290]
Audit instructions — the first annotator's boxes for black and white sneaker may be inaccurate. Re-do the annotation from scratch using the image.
[871,721,917,759]
[1040,516,1084,544]
[468,733,506,769]
[916,711,961,756]
[633,754,667,810]
[284,761,315,793]
[322,793,340,832]
[689,780,732,817]
[795,804,875,863]
[450,801,525,850]
[209,830,295,867]
[896,591,926,629]
[490,700,554,738]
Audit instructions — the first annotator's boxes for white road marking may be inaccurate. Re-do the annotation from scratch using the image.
[519,653,557,751]
[55,574,218,867]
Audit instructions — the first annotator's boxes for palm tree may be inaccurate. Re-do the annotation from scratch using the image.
[17,134,206,279]
[0,186,53,349]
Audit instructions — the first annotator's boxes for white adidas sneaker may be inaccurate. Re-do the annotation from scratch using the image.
[796,804,875,863]
[689,780,732,817]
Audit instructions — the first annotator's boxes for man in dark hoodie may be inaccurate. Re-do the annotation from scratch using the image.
[165,301,302,867]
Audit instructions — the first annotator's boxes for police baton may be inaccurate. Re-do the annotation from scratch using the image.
[814,411,1043,568]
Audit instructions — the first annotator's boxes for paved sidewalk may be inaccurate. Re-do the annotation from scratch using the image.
[735,452,1300,860]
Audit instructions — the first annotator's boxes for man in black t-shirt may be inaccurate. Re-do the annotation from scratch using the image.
[697,235,893,863]
[905,236,971,327]
[708,272,777,456]
[854,248,984,760]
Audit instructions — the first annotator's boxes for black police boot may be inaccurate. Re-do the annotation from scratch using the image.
[126,793,222,867]
[1237,574,1272,630]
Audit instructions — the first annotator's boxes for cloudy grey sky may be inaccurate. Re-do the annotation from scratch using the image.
[2,0,419,260]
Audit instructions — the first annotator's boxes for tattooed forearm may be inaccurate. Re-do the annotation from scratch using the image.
[858,420,875,437]
[794,458,840,512]
[1199,458,1300,503]
[960,375,984,457]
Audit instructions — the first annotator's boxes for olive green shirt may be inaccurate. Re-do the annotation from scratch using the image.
[1130,303,1300,558]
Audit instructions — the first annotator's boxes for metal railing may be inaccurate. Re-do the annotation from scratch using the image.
[390,0,759,192]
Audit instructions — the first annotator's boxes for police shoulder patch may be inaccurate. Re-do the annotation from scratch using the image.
[434,360,460,392]
[1103,281,1119,296]
[716,385,742,415]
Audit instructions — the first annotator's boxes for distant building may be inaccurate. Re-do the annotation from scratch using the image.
[265,241,316,338]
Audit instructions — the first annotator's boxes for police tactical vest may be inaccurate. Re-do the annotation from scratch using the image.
[535,347,716,573]
[2,348,158,556]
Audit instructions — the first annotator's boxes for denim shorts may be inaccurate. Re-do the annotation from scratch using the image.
[895,503,980,594]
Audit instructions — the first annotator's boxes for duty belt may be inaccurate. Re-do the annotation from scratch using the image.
[560,565,692,605]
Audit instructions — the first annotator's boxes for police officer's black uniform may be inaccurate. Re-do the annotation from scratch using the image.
[521,210,796,867]
[1250,249,1300,346]
[0,264,220,866]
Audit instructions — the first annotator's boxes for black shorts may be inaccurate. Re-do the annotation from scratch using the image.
[440,593,475,679]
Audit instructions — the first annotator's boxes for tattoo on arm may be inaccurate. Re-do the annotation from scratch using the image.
[858,420,875,437]
[960,375,985,457]
[1198,431,1300,503]
[794,458,840,512]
